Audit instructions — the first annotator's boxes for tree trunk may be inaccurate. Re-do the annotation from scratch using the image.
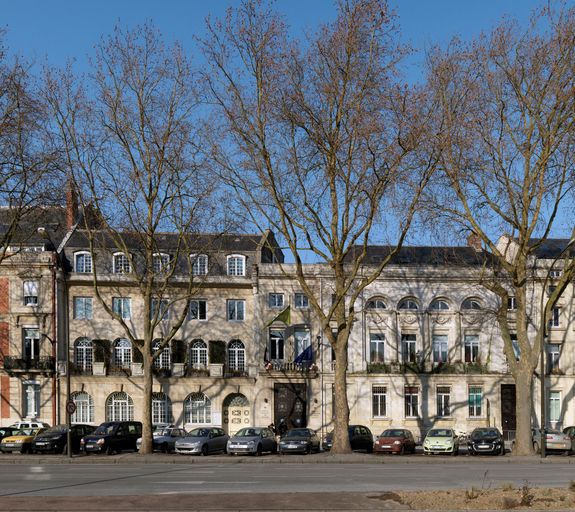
[330,336,351,454]
[513,368,535,455]
[139,348,154,455]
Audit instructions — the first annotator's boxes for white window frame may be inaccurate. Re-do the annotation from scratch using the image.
[73,296,93,320]
[23,280,39,306]
[464,334,480,363]
[468,386,483,417]
[549,390,561,423]
[188,299,207,320]
[295,293,309,309]
[550,307,561,328]
[366,298,387,310]
[22,327,40,360]
[401,334,417,363]
[404,386,419,418]
[547,343,561,371]
[507,296,517,310]
[369,333,385,363]
[152,252,171,273]
[432,334,448,364]
[190,254,208,276]
[269,329,284,361]
[227,299,245,321]
[190,340,208,369]
[185,392,212,424]
[436,386,451,417]
[112,297,132,320]
[152,392,171,425]
[23,380,40,418]
[372,385,387,418]
[71,391,94,424]
[462,298,482,310]
[152,341,171,369]
[430,299,449,311]
[74,251,93,273]
[106,391,134,422]
[74,338,93,372]
[113,252,131,274]
[227,254,246,276]
[113,338,132,369]
[228,340,245,372]
[268,293,284,308]
[398,298,419,310]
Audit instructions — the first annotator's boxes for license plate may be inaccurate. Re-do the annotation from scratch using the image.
[380,445,391,448]
[287,444,298,449]
[478,444,489,448]
[36,442,48,446]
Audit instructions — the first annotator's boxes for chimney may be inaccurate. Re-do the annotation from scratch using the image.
[66,179,78,230]
[467,232,482,252]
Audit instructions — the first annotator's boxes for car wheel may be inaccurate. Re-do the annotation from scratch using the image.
[271,444,278,454]
[399,445,405,456]
[201,444,209,456]
[366,444,373,454]
[451,448,457,456]
[533,442,540,454]
[61,444,68,455]
[278,449,282,455]
[500,445,506,456]
[106,446,115,456]
[255,444,262,457]
[305,445,311,455]
[161,443,169,454]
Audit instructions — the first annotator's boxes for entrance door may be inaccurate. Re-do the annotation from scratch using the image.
[274,383,307,429]
[500,384,516,441]
[222,393,250,436]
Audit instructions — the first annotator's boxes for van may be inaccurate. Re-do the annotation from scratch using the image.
[81,421,142,455]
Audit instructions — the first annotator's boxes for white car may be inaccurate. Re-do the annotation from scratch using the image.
[10,421,50,430]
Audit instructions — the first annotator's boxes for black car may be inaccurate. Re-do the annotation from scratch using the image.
[0,426,19,442]
[278,428,320,454]
[467,427,505,455]
[323,425,374,452]
[81,421,142,455]
[33,424,96,454]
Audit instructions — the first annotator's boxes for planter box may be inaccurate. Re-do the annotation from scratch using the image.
[131,363,144,376]
[209,363,223,377]
[92,362,106,376]
[172,363,185,377]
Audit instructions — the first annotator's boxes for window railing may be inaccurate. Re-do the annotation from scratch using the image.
[2,356,55,371]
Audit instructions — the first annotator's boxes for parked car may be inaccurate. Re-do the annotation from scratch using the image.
[532,428,571,454]
[467,427,505,456]
[278,428,320,455]
[323,425,374,452]
[9,421,50,430]
[373,428,416,455]
[423,428,459,456]
[227,427,277,456]
[32,424,95,454]
[175,427,229,455]
[136,426,187,453]
[0,426,19,442]
[0,427,46,454]
[563,426,575,452]
[81,421,142,455]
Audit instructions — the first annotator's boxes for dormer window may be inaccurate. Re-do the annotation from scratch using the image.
[462,298,482,310]
[74,252,93,273]
[113,252,131,274]
[398,298,419,311]
[191,254,208,276]
[429,299,449,311]
[227,254,246,276]
[152,253,171,273]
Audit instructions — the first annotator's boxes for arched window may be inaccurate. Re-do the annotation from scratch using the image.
[184,392,211,424]
[152,340,171,369]
[398,298,419,310]
[74,251,92,273]
[113,252,131,274]
[228,340,245,372]
[74,338,93,372]
[429,299,450,311]
[152,253,171,273]
[190,254,208,276]
[152,392,172,425]
[71,391,94,424]
[106,391,134,421]
[113,338,132,368]
[227,254,246,276]
[462,298,482,310]
[366,298,387,310]
[190,340,208,369]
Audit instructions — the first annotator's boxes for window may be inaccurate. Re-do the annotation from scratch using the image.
[550,307,561,328]
[227,254,246,276]
[23,381,40,418]
[366,298,386,310]
[404,386,419,417]
[74,252,92,273]
[462,298,481,310]
[401,334,416,363]
[269,330,284,360]
[549,269,562,279]
[152,392,172,425]
[227,299,245,321]
[152,253,171,273]
[190,254,208,276]
[113,253,131,274]
[228,340,245,372]
[268,293,284,309]
[547,343,561,371]
[464,334,480,363]
[23,280,39,306]
[106,391,134,421]
[73,297,93,320]
[74,338,93,372]
[507,297,517,310]
[188,299,207,320]
[71,391,94,424]
[372,386,387,418]
[112,297,131,320]
[398,298,418,310]
[468,386,482,417]
[436,386,451,417]
[151,298,170,321]
[369,333,385,363]
[22,328,40,361]
[432,335,448,364]
[429,299,449,311]
[511,334,520,361]
[152,341,171,369]
[547,285,557,297]
[295,293,309,308]
[549,390,561,423]
[184,392,211,424]
[190,340,208,369]
[113,339,132,369]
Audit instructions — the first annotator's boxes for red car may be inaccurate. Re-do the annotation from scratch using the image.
[374,428,416,455]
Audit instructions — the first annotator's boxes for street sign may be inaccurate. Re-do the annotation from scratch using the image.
[66,400,76,415]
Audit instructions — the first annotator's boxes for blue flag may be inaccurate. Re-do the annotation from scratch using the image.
[294,344,313,363]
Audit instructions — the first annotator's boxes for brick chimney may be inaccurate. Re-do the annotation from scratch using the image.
[66,180,78,230]
[467,232,482,252]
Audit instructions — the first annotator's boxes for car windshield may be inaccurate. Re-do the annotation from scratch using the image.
[381,430,405,437]
[155,428,172,436]
[94,424,116,435]
[285,429,309,437]
[472,429,499,439]
[15,429,34,436]
[428,429,452,437]
[187,428,209,437]
[235,428,261,437]
[45,425,68,434]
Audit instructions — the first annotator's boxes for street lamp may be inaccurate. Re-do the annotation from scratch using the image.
[38,227,72,458]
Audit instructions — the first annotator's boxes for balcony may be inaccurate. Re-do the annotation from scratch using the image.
[263,360,318,377]
[2,356,55,373]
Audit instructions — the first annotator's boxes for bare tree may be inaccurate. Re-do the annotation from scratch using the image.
[428,6,575,455]
[201,0,438,453]
[45,24,217,454]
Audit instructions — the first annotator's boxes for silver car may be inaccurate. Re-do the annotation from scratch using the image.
[136,427,187,453]
[175,427,229,455]
[532,428,571,454]
[227,427,277,456]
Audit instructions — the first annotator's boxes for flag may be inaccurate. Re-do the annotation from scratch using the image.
[294,344,313,364]
[265,305,291,327]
